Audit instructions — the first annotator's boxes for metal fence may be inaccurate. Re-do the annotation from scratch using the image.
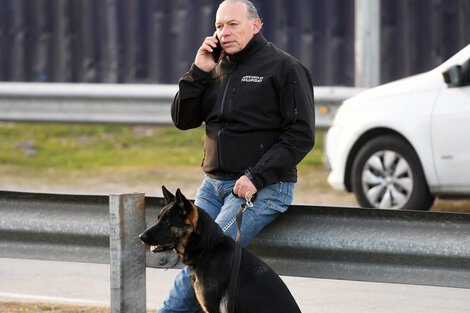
[0,83,362,129]
[1,190,469,311]
[1,0,469,86]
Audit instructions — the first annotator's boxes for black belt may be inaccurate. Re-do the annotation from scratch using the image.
[206,171,240,181]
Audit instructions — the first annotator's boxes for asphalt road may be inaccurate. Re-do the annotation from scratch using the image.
[1,258,469,312]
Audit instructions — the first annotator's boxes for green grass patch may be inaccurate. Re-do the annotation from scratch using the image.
[0,123,324,176]
[0,123,205,170]
[299,129,324,169]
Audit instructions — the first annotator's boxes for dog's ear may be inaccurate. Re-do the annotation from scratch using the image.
[175,188,191,210]
[162,185,175,204]
[175,188,198,227]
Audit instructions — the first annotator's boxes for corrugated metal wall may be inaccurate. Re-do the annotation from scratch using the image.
[0,0,469,86]
[381,0,470,83]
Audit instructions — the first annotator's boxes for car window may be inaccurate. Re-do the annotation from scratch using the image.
[466,61,470,85]
[463,59,470,86]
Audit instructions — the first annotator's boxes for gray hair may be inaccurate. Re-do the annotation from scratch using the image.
[219,0,260,21]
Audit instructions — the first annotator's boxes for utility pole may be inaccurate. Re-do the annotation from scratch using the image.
[355,0,381,87]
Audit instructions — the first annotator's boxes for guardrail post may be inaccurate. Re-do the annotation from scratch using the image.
[109,193,146,313]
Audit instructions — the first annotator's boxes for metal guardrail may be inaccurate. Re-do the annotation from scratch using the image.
[1,190,469,286]
[0,83,363,129]
[1,190,470,311]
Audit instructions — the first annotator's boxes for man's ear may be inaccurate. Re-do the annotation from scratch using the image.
[252,18,261,34]
[162,185,175,204]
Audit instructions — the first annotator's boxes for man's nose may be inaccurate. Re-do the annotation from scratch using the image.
[219,26,230,37]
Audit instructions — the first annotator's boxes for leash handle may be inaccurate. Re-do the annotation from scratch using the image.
[231,190,257,205]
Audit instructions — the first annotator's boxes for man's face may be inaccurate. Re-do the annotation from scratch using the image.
[215,2,261,55]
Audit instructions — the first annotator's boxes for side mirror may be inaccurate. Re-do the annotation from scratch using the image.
[442,65,462,87]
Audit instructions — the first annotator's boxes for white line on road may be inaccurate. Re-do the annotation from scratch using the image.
[0,292,109,306]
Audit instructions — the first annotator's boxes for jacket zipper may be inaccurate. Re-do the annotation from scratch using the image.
[220,73,233,116]
[217,72,233,169]
[292,80,298,122]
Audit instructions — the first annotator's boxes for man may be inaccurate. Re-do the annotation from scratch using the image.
[161,0,315,311]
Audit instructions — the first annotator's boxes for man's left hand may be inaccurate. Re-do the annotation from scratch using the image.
[233,175,257,200]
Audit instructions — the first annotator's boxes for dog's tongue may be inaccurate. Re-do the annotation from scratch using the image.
[150,245,160,253]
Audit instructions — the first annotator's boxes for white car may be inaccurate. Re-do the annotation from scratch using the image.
[326,44,470,210]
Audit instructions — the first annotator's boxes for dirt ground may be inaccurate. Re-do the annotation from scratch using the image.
[0,301,154,313]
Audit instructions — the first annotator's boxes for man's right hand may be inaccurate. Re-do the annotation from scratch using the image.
[194,35,224,72]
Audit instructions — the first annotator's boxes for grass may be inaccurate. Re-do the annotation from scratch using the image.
[0,122,324,176]
[0,122,332,202]
[0,123,206,169]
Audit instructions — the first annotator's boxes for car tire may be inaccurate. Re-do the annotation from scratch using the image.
[351,135,435,210]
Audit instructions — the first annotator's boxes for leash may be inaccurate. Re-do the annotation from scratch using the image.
[227,193,256,313]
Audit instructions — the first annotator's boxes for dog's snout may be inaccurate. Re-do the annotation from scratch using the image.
[138,232,149,246]
[139,231,153,244]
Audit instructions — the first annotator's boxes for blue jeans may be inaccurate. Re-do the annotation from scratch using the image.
[157,176,295,313]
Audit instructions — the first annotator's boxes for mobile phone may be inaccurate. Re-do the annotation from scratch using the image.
[212,35,222,63]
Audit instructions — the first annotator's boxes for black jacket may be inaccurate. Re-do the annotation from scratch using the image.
[171,33,315,190]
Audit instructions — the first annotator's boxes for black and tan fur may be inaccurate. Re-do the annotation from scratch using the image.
[139,186,301,313]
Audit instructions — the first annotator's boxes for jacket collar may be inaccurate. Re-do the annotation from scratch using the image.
[226,32,267,64]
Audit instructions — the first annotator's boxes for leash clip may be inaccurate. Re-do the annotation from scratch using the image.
[245,197,254,208]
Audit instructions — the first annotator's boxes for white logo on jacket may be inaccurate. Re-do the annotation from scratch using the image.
[241,75,263,83]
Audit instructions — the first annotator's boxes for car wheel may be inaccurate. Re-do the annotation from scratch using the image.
[351,135,435,210]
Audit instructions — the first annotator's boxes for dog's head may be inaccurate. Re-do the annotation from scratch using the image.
[139,186,198,255]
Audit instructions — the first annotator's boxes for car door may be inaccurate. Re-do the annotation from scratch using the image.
[431,60,470,193]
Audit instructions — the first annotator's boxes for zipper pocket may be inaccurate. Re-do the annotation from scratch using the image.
[220,73,233,116]
[217,127,224,169]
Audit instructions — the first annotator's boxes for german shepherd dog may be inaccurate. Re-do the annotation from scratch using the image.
[139,186,301,313]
